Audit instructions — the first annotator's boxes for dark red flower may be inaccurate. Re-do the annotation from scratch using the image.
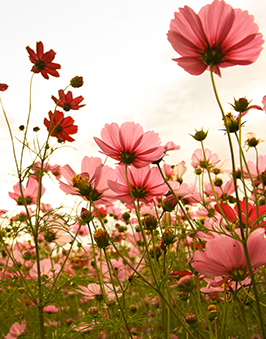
[51,90,85,111]
[26,41,61,79]
[0,83,8,91]
[44,110,78,142]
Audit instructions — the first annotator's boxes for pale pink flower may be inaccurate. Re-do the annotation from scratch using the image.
[191,229,266,280]
[77,283,122,300]
[204,178,235,200]
[59,156,117,206]
[94,122,165,168]
[191,149,220,170]
[162,163,174,181]
[167,0,264,76]
[243,155,266,185]
[108,165,169,207]
[71,223,89,236]
[8,176,45,205]
[6,321,26,339]
[163,141,180,152]
[172,161,187,181]
[29,258,61,280]
[43,305,63,313]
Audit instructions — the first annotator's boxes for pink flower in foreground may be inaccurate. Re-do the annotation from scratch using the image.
[191,229,266,281]
[8,177,45,205]
[59,156,117,206]
[94,122,165,168]
[167,0,264,77]
[6,321,26,339]
[108,165,169,207]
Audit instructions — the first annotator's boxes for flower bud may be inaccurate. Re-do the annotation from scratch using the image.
[88,306,99,318]
[149,243,162,259]
[191,128,208,141]
[93,228,110,248]
[214,177,223,187]
[161,196,177,212]
[106,299,116,307]
[80,208,93,223]
[177,275,195,292]
[142,215,157,230]
[70,76,84,88]
[185,314,198,325]
[161,228,176,245]
[129,304,138,313]
[224,113,241,133]
[231,97,250,113]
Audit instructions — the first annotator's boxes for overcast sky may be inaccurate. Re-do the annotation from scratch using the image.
[1,0,266,211]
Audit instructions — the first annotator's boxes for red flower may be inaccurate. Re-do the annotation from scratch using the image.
[215,200,266,229]
[51,89,85,111]
[26,41,61,79]
[167,0,264,76]
[0,83,8,91]
[44,110,78,142]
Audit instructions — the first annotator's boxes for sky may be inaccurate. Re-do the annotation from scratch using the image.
[1,0,266,211]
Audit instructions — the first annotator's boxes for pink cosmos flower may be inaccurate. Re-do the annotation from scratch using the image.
[243,155,266,186]
[77,283,122,300]
[8,177,45,205]
[108,165,169,207]
[191,228,266,280]
[94,122,165,168]
[191,149,220,170]
[163,141,180,152]
[204,178,235,200]
[6,321,26,339]
[59,156,117,206]
[29,258,61,280]
[167,0,264,77]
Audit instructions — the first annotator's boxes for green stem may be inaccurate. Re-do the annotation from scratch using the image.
[210,66,266,338]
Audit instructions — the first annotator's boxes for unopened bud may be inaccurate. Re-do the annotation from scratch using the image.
[161,228,176,245]
[142,215,157,231]
[93,228,109,248]
[88,306,99,318]
[214,177,223,187]
[129,304,138,313]
[70,76,84,88]
[185,314,198,325]
[177,275,195,292]
[106,299,116,307]
[80,208,93,223]
[191,129,208,142]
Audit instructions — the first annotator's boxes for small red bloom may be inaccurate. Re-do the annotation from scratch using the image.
[44,110,78,142]
[26,41,61,79]
[0,83,8,91]
[51,89,85,111]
